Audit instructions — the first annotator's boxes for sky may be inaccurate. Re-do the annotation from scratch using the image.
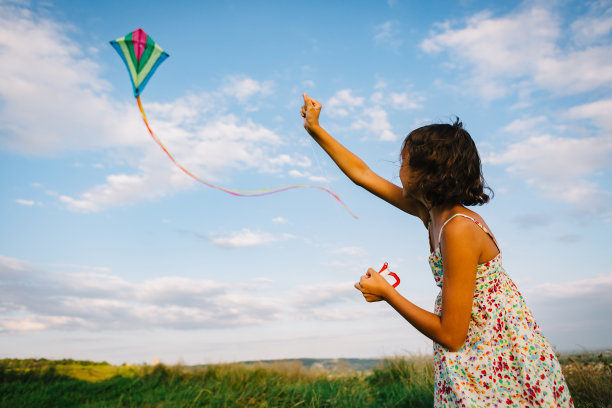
[0,0,611,365]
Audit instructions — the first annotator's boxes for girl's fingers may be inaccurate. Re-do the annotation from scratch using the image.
[303,93,320,110]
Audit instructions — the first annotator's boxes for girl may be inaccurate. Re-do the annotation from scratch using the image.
[301,94,573,407]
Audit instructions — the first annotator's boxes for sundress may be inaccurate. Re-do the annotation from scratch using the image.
[430,213,573,407]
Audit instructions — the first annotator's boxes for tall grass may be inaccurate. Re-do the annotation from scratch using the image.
[0,352,609,407]
[558,352,612,408]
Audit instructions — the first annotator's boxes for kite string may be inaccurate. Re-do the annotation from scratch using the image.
[136,96,358,218]
[308,136,332,189]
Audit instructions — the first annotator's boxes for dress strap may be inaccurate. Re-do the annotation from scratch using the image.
[438,213,499,251]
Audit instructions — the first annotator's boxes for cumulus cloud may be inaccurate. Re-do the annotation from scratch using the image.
[209,228,287,248]
[422,4,612,99]
[352,106,396,141]
[485,133,612,204]
[0,254,366,332]
[1,253,609,351]
[222,76,274,103]
[0,3,143,154]
[0,255,283,331]
[291,281,360,320]
[501,116,548,134]
[0,3,296,213]
[56,102,298,212]
[390,92,422,110]
[568,99,612,131]
[327,89,364,117]
[326,87,421,141]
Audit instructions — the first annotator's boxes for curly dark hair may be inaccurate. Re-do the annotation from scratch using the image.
[400,118,493,207]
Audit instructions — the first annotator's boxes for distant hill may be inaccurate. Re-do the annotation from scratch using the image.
[192,357,384,373]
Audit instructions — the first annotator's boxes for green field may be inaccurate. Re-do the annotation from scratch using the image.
[1,352,610,407]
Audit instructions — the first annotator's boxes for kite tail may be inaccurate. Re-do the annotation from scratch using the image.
[136,96,358,219]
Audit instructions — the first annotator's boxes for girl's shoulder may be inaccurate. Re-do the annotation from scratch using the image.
[445,208,493,233]
[440,210,500,262]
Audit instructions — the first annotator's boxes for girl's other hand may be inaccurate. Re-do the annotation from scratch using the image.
[301,93,322,134]
[354,268,393,302]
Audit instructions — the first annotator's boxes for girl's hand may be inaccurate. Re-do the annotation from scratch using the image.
[301,93,322,134]
[354,268,393,302]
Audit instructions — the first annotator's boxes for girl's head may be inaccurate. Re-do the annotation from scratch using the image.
[400,118,492,208]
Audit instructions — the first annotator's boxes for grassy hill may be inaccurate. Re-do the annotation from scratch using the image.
[0,352,609,407]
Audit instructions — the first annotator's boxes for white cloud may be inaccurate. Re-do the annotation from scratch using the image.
[287,169,329,183]
[0,4,293,213]
[0,3,143,154]
[390,92,422,110]
[485,133,612,204]
[422,5,612,99]
[327,87,420,141]
[568,99,612,131]
[209,228,281,248]
[15,199,38,206]
[58,109,287,212]
[60,173,164,212]
[292,281,356,308]
[289,281,370,322]
[352,106,396,141]
[0,254,365,332]
[0,254,28,272]
[272,216,287,224]
[222,76,274,103]
[289,169,306,178]
[327,89,364,117]
[570,3,612,45]
[373,20,403,52]
[0,255,284,331]
[2,253,609,351]
[529,274,612,299]
[501,116,548,133]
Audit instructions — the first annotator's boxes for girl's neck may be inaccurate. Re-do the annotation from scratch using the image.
[428,204,465,227]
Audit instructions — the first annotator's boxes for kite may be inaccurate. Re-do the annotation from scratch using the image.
[110,28,357,218]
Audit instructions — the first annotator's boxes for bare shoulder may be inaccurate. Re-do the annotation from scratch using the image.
[441,215,482,243]
[440,216,483,261]
[441,210,499,264]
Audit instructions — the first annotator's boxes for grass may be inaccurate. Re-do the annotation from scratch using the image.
[558,352,612,408]
[0,352,609,407]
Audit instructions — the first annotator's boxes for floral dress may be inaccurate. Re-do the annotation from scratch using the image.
[430,214,573,407]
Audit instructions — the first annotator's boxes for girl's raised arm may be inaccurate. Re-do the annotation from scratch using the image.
[301,93,428,225]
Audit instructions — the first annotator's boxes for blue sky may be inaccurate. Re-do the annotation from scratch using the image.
[0,0,611,365]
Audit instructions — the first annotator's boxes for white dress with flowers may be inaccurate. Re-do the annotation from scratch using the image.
[429,214,573,407]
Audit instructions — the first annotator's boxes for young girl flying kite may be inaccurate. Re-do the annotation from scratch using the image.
[301,94,573,407]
